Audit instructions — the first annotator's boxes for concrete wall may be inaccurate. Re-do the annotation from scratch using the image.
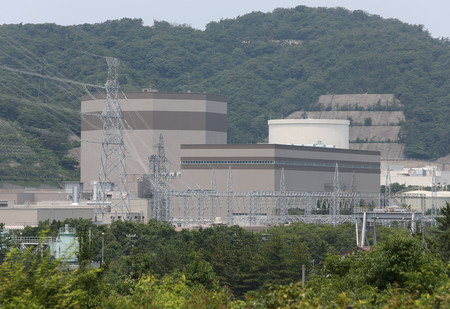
[0,199,150,227]
[0,209,39,226]
[274,145,380,193]
[0,208,93,226]
[37,208,94,223]
[0,192,34,205]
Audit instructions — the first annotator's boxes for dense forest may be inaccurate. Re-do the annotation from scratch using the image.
[0,6,449,184]
[0,204,449,307]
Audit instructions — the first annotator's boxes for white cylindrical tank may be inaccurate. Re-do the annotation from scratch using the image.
[268,119,350,149]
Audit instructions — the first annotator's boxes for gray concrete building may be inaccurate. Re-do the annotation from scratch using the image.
[0,199,149,228]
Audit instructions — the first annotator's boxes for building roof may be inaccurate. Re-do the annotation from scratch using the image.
[181,143,381,156]
[81,91,227,102]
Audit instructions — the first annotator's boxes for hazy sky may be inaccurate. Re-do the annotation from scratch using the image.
[1,0,449,39]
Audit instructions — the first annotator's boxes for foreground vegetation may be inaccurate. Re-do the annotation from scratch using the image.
[0,6,449,183]
[0,204,449,307]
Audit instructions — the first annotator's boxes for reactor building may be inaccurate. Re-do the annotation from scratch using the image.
[80,91,228,195]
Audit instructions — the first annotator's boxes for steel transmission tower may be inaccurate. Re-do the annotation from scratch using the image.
[95,57,130,222]
[148,133,172,222]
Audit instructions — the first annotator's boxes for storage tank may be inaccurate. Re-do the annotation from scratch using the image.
[268,119,350,149]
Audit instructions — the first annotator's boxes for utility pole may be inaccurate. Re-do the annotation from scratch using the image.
[101,232,105,265]
[385,166,391,208]
[126,234,137,274]
[432,168,437,218]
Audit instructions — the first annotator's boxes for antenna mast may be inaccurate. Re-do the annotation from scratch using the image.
[95,57,130,222]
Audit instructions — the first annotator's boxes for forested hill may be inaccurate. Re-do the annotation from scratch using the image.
[0,6,449,184]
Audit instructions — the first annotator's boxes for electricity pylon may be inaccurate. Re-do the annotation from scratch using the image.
[95,57,130,222]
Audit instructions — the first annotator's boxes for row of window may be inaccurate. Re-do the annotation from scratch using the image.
[182,160,273,165]
[233,213,267,216]
[181,160,379,170]
[277,160,379,170]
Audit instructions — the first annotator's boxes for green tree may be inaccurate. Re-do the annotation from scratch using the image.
[358,233,434,289]
[0,223,10,263]
[432,202,450,261]
[0,250,86,308]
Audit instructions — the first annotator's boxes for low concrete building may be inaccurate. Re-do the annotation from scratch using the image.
[0,199,150,227]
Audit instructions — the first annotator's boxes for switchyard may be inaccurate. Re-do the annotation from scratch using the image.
[143,137,435,228]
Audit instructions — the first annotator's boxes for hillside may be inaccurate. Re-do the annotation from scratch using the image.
[287,94,406,160]
[0,6,449,184]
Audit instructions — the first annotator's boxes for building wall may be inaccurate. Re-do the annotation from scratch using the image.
[0,199,148,226]
[0,207,95,226]
[0,192,34,205]
[37,208,94,223]
[0,209,39,226]
[80,92,227,193]
[180,144,380,193]
[0,192,71,205]
[33,192,71,202]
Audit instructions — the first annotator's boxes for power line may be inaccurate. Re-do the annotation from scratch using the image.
[0,64,105,89]
[0,31,102,101]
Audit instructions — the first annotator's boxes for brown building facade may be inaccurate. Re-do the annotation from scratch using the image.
[80,92,228,194]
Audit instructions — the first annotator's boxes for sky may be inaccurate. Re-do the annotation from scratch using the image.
[1,0,449,39]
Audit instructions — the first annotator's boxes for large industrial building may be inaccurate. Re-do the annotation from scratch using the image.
[80,91,228,194]
[180,144,380,193]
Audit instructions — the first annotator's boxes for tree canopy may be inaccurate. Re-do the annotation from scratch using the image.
[0,218,449,308]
